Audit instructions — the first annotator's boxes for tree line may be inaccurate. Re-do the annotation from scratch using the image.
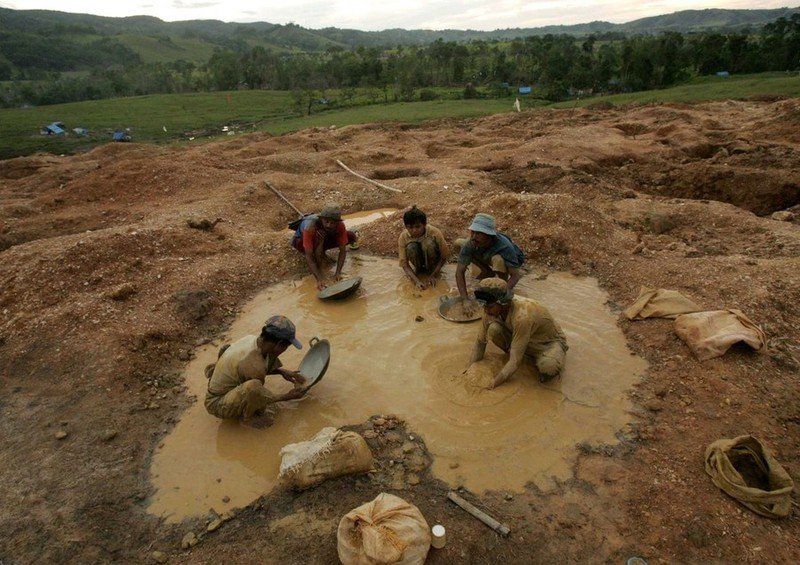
[2,14,798,109]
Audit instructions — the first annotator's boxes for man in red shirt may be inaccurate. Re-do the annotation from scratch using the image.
[291,203,357,290]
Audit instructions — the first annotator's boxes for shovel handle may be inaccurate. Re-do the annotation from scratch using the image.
[263,180,304,217]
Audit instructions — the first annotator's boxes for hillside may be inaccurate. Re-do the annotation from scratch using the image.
[621,7,800,32]
[1,6,798,72]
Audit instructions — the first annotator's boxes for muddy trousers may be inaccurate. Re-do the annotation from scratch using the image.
[486,322,567,377]
[205,380,277,420]
[405,240,441,273]
[454,238,508,278]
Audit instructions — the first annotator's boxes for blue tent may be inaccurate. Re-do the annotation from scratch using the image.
[518,86,532,94]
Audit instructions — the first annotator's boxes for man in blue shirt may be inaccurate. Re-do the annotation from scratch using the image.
[456,213,524,300]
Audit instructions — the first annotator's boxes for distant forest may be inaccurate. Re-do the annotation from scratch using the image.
[0,7,799,108]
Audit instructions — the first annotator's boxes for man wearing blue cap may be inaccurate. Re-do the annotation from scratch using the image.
[205,315,308,426]
[455,213,525,300]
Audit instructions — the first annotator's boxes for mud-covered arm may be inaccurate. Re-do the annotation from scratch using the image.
[430,231,449,278]
[275,387,308,401]
[469,316,489,363]
[456,262,469,299]
[275,367,306,386]
[495,317,534,385]
[304,246,325,285]
[334,245,347,280]
[506,266,522,290]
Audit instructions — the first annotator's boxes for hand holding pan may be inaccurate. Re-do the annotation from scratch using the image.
[317,277,362,300]
[297,337,330,389]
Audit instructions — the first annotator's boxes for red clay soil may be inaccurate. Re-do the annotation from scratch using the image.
[1,99,799,563]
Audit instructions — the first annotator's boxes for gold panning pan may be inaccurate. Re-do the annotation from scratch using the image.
[438,296,482,323]
[317,277,362,300]
[298,337,330,389]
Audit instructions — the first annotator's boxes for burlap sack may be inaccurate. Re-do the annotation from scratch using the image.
[674,309,767,360]
[279,427,373,490]
[624,287,702,320]
[705,435,794,518]
[338,493,431,565]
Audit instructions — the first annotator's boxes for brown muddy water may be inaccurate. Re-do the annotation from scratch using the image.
[148,257,647,522]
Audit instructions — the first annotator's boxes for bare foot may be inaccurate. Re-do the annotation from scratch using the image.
[242,413,274,429]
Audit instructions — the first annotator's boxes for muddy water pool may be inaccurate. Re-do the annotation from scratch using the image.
[148,256,647,522]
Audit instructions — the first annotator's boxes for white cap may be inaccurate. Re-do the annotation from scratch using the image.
[431,524,446,549]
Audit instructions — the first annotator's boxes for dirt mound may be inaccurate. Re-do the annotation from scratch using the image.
[1,99,799,563]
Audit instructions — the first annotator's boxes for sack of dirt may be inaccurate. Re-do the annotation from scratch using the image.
[278,427,373,490]
[337,492,431,565]
[623,287,701,320]
[674,309,767,360]
[705,435,794,518]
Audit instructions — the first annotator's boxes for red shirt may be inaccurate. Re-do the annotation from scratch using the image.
[300,216,348,251]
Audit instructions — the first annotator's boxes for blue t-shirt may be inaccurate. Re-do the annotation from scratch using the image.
[458,232,525,268]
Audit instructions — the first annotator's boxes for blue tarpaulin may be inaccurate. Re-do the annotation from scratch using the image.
[46,123,65,135]
[518,86,532,94]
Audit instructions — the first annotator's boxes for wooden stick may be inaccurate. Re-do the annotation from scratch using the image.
[263,180,304,217]
[335,159,404,193]
[447,491,511,537]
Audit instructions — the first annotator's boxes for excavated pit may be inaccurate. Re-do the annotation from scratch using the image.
[148,256,647,522]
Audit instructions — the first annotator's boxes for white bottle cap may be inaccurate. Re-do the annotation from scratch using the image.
[431,524,446,549]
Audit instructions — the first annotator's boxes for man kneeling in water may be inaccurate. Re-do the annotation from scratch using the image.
[205,315,308,427]
[468,278,568,388]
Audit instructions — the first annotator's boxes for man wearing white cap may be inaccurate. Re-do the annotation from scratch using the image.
[469,278,568,387]
[455,213,525,300]
[205,315,308,426]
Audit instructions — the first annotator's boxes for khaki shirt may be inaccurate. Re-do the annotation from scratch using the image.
[475,296,567,381]
[397,224,449,266]
[205,335,282,405]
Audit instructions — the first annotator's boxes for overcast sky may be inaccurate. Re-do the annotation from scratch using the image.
[1,1,794,31]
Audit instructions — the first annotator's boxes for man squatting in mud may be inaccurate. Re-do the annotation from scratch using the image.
[398,205,450,289]
[291,203,358,290]
[205,316,308,426]
[455,213,525,301]
[469,278,568,388]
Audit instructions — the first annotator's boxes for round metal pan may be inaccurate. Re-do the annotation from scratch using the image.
[298,337,330,389]
[437,295,482,323]
[317,276,362,300]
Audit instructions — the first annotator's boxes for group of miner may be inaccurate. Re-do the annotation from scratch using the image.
[204,204,568,426]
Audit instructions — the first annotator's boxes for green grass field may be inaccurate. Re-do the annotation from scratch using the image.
[2,73,798,160]
[552,72,800,108]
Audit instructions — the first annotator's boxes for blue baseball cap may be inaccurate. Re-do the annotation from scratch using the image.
[263,315,302,349]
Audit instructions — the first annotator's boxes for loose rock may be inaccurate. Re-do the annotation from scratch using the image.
[644,399,664,412]
[180,532,198,550]
[207,518,223,532]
